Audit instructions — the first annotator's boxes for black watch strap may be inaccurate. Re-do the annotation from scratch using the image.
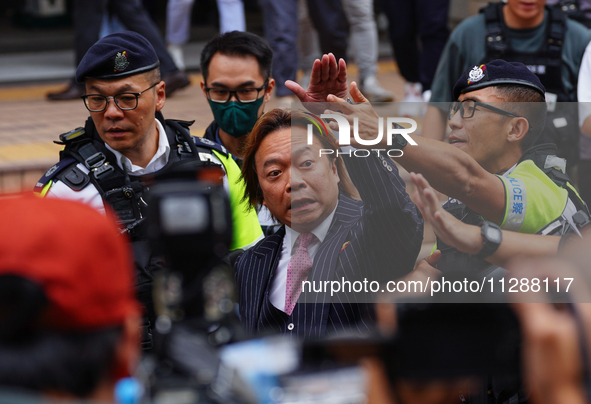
[390,133,408,150]
[388,122,408,150]
[477,221,502,259]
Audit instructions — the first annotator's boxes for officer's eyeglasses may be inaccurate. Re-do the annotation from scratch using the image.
[204,80,269,103]
[448,100,521,120]
[81,82,160,112]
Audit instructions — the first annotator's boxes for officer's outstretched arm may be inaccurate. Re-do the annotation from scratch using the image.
[412,172,560,267]
[325,83,507,223]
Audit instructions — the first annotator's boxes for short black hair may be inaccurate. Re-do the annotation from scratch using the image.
[493,84,548,152]
[0,328,121,397]
[200,31,273,84]
[145,66,161,85]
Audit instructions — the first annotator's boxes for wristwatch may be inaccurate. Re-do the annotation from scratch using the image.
[477,221,502,259]
[388,121,408,150]
[390,133,408,150]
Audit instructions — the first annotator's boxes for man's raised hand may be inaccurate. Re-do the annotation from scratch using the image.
[285,53,348,104]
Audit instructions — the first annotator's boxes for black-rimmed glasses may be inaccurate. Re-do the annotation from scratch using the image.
[448,100,522,120]
[204,80,268,103]
[81,82,160,112]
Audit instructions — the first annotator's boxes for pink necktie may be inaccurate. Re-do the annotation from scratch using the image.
[285,232,315,315]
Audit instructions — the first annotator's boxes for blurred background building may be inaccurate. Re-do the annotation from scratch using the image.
[0,0,479,194]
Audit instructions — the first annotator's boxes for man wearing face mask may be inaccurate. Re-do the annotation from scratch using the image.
[200,31,275,162]
[200,32,352,233]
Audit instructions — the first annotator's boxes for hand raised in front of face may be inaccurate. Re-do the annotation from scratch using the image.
[285,53,348,109]
[321,82,383,148]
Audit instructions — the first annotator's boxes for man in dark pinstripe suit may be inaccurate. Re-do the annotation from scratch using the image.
[235,108,423,338]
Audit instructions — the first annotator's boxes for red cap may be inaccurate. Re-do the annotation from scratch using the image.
[0,193,140,331]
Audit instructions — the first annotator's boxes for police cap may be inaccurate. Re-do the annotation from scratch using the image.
[452,59,545,100]
[76,31,160,83]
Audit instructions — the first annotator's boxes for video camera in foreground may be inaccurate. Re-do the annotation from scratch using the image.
[139,161,253,404]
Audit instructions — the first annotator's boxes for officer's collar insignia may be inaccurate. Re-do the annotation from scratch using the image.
[467,64,486,84]
[113,51,130,72]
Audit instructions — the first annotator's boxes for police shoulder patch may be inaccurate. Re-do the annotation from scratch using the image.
[193,136,228,157]
[34,157,77,193]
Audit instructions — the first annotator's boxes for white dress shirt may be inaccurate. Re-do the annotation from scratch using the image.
[269,203,338,312]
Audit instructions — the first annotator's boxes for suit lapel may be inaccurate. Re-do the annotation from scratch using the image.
[304,195,362,336]
[249,226,285,331]
[311,194,360,284]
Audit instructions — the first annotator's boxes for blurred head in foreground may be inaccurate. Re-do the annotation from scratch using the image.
[0,194,140,401]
